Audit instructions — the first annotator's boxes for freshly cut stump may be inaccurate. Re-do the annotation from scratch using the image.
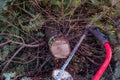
[45,26,71,59]
[52,69,73,80]
[50,37,70,58]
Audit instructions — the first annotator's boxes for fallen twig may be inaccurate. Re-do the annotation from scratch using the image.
[0,40,46,48]
[0,40,11,47]
[1,45,25,74]
[10,40,46,48]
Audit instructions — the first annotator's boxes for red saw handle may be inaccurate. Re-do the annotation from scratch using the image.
[92,42,112,80]
[89,27,112,80]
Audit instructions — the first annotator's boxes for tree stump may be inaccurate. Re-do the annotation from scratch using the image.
[45,26,71,59]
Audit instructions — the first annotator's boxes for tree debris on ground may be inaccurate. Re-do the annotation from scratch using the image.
[0,0,120,80]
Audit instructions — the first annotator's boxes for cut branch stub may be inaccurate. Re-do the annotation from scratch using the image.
[45,27,71,59]
[52,69,73,80]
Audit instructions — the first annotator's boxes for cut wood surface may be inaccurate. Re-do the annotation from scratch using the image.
[50,37,70,58]
[52,69,73,80]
